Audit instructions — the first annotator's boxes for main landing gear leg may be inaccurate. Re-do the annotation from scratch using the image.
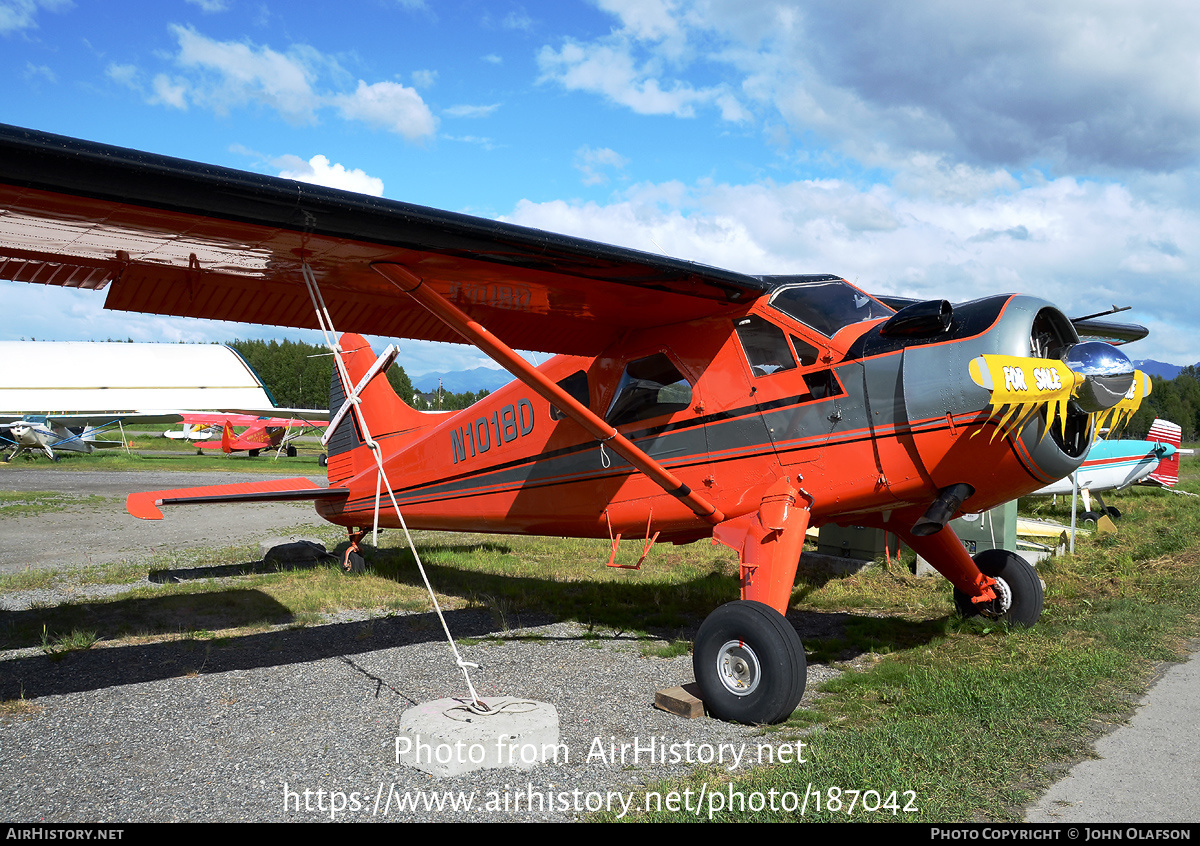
[699,480,810,724]
[898,526,1043,627]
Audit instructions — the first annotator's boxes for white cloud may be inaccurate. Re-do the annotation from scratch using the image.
[22,61,54,83]
[134,26,437,142]
[332,80,437,141]
[538,38,738,119]
[538,1,1200,173]
[169,24,321,122]
[411,69,437,88]
[0,0,69,35]
[149,74,188,110]
[444,103,500,119]
[274,154,385,196]
[574,145,630,186]
[184,0,229,12]
[500,170,1200,363]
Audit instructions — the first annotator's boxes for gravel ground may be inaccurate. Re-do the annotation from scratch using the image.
[0,467,841,822]
[0,467,329,574]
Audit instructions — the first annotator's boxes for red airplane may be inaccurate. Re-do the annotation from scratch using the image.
[169,412,323,457]
[0,125,1149,724]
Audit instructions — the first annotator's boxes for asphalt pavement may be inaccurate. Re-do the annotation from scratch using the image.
[1023,648,1200,823]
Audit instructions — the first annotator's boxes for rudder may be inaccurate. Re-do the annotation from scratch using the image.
[1147,418,1182,487]
[325,333,430,485]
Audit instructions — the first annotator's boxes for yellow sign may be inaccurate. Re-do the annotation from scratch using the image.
[969,354,1150,444]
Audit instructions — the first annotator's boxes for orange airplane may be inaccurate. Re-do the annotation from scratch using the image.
[0,125,1149,724]
[170,412,323,457]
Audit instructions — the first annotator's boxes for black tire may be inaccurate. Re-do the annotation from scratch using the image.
[318,454,328,468]
[248,449,260,458]
[1103,505,1121,520]
[953,549,1043,627]
[693,600,806,725]
[344,551,366,574]
[286,445,297,458]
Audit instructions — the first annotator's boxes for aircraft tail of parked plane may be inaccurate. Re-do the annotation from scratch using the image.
[1146,418,1184,487]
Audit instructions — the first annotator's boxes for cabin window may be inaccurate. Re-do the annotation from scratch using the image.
[803,370,843,400]
[790,335,820,368]
[767,279,892,337]
[549,370,590,421]
[606,353,692,427]
[734,315,796,377]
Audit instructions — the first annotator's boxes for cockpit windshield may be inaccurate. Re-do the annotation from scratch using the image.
[765,277,893,338]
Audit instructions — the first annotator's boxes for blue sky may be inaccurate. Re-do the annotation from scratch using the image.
[3,0,1200,376]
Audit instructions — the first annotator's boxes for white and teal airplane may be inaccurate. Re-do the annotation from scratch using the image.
[1033,419,1186,519]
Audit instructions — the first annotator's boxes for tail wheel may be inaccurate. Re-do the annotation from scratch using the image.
[693,600,806,725]
[954,549,1043,627]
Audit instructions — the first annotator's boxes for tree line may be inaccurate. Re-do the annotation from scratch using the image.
[1127,366,1200,441]
[227,339,487,412]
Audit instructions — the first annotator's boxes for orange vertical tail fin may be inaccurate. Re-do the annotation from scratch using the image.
[324,333,432,485]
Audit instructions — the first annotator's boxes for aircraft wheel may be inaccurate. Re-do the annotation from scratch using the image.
[344,551,366,574]
[248,449,260,458]
[693,600,806,725]
[286,445,297,458]
[1103,505,1121,520]
[953,549,1043,628]
[318,454,328,468]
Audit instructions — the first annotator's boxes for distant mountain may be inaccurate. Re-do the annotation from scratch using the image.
[413,367,514,395]
[1132,359,1193,380]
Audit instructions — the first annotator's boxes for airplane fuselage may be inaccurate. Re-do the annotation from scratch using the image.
[316,282,1095,543]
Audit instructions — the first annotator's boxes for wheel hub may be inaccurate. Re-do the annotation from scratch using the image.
[716,640,761,696]
[979,576,1012,619]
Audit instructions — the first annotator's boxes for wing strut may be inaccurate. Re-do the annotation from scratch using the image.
[371,262,727,527]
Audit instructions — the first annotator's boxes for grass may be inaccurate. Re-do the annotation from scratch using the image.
[599,461,1200,822]
[2,452,1198,822]
[0,490,113,517]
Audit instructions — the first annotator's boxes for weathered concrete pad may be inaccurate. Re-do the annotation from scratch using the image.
[395,697,560,777]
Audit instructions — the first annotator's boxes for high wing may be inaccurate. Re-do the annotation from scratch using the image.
[0,124,767,356]
[177,411,326,427]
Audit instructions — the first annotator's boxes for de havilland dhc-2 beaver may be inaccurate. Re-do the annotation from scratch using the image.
[0,124,1151,724]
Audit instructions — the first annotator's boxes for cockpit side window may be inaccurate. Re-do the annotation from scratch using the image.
[605,353,692,427]
[734,315,796,377]
[789,335,820,368]
[767,279,892,337]
[549,370,589,421]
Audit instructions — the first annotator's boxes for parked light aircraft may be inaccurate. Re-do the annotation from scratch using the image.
[167,412,326,457]
[0,414,127,461]
[0,339,283,461]
[1033,418,1185,520]
[0,125,1151,723]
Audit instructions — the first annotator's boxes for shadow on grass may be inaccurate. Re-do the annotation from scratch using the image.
[0,538,952,704]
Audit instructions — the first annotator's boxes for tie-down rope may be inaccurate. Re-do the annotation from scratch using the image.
[300,262,487,712]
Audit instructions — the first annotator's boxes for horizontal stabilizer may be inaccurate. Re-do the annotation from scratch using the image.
[127,477,347,520]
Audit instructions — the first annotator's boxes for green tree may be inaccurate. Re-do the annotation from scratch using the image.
[227,339,414,411]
